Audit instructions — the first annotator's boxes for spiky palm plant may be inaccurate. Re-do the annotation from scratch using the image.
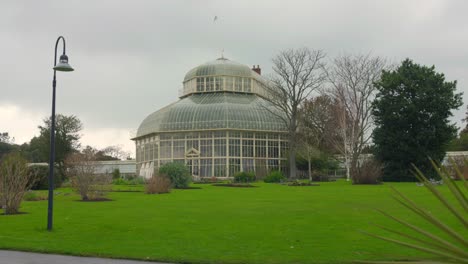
[361,158,468,263]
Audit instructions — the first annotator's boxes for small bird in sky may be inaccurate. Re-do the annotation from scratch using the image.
[213,16,218,22]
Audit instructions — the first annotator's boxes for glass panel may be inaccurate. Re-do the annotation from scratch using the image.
[200,132,212,138]
[225,77,234,91]
[243,158,254,172]
[242,139,254,157]
[268,133,278,140]
[187,132,199,139]
[160,141,172,159]
[213,131,225,138]
[173,140,185,159]
[268,140,279,158]
[206,77,214,91]
[144,143,151,161]
[214,158,226,177]
[229,158,241,176]
[229,131,240,138]
[200,159,212,177]
[136,145,141,162]
[214,139,226,157]
[235,77,242,91]
[196,77,205,92]
[200,139,212,157]
[280,141,288,158]
[243,132,253,138]
[243,78,251,92]
[215,77,222,91]
[186,139,199,151]
[256,140,266,157]
[160,134,172,140]
[153,143,159,159]
[268,159,279,171]
[256,159,268,178]
[256,133,266,139]
[173,133,185,140]
[229,139,240,157]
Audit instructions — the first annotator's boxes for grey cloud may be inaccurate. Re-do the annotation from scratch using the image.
[1,0,467,138]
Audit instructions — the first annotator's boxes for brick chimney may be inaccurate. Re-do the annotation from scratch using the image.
[252,65,261,75]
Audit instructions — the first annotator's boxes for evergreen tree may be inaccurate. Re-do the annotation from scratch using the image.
[372,59,462,181]
[28,114,83,178]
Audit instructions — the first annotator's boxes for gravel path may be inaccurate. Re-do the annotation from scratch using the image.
[0,250,170,264]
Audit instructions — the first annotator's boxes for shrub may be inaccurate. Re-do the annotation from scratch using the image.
[145,174,172,194]
[264,170,285,183]
[446,156,468,180]
[159,162,191,189]
[23,191,47,201]
[287,180,319,186]
[113,176,146,185]
[130,176,146,185]
[112,178,128,185]
[28,165,63,190]
[352,159,382,184]
[296,154,340,179]
[233,171,255,183]
[66,152,112,201]
[0,152,36,214]
[112,168,121,179]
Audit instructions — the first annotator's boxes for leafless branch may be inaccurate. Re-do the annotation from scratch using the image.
[263,48,327,178]
[326,53,388,180]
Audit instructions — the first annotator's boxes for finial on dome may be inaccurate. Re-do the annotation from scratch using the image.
[216,51,228,61]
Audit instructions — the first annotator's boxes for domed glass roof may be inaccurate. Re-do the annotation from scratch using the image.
[136,93,286,138]
[183,58,262,82]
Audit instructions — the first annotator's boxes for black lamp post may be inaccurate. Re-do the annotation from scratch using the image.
[48,36,74,231]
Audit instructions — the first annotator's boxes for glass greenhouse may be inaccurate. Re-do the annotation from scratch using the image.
[133,58,288,179]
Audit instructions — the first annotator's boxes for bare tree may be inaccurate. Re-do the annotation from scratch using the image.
[265,48,327,179]
[298,95,336,180]
[327,53,388,181]
[101,145,131,160]
[65,149,111,201]
[0,152,35,214]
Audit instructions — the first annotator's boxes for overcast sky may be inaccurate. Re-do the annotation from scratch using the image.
[1,0,467,157]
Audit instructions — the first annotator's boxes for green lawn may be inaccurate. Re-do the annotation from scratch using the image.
[0,180,465,263]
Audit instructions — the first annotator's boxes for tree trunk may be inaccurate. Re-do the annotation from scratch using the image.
[345,155,350,181]
[289,148,297,179]
[350,153,359,183]
[308,158,312,181]
[288,123,297,179]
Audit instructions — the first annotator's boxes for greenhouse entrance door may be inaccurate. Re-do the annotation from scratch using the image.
[186,159,199,177]
[186,148,200,177]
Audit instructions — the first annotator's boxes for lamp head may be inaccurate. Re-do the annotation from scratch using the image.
[53,54,74,72]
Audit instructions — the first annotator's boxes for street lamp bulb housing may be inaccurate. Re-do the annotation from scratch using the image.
[54,54,74,72]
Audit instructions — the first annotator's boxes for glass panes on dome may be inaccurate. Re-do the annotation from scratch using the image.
[206,77,214,91]
[196,77,205,92]
[215,77,222,91]
[235,77,242,91]
[225,77,234,91]
[243,78,251,92]
[184,76,267,97]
